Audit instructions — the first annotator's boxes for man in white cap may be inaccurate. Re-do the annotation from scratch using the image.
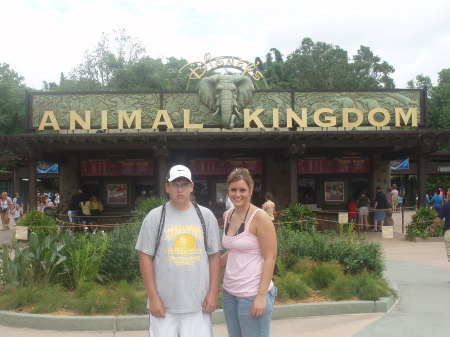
[136,164,221,337]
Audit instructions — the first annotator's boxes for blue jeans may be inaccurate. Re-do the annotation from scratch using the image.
[222,287,277,337]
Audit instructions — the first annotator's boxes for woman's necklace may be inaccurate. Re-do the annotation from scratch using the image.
[226,203,251,236]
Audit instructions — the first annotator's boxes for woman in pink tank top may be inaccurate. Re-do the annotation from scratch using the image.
[221,168,277,337]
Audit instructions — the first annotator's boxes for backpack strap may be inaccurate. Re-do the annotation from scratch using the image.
[153,202,207,256]
[153,203,167,256]
[193,202,207,252]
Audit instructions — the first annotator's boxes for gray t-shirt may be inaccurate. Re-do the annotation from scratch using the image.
[135,202,221,313]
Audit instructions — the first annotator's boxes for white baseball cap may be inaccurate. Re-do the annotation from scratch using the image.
[167,165,192,183]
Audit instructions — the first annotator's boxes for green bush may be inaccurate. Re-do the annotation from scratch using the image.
[274,271,311,300]
[278,203,318,231]
[18,209,58,237]
[277,227,385,276]
[320,276,356,301]
[348,271,395,300]
[303,261,343,290]
[101,223,142,282]
[131,197,167,224]
[406,207,441,240]
[102,197,165,282]
[67,232,109,289]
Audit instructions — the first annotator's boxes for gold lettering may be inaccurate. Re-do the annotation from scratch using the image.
[214,57,224,67]
[118,110,141,130]
[101,110,108,129]
[252,71,263,80]
[368,108,390,127]
[314,108,336,127]
[244,109,264,128]
[38,111,60,130]
[183,109,203,129]
[69,110,90,130]
[342,108,363,128]
[226,56,235,66]
[272,108,280,128]
[395,108,418,127]
[286,108,307,128]
[242,63,255,76]
[236,59,245,68]
[152,110,174,129]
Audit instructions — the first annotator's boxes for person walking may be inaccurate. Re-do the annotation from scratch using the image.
[135,164,221,337]
[431,188,450,264]
[221,168,277,337]
[0,192,14,231]
[431,189,445,213]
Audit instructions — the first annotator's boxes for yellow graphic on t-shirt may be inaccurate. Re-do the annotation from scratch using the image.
[174,234,196,248]
[167,226,204,265]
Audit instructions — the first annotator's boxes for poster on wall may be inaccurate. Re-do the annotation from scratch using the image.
[324,181,344,202]
[106,183,127,205]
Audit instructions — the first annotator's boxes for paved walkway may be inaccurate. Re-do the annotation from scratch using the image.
[2,210,450,336]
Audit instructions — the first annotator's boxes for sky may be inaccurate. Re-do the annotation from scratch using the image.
[1,0,449,89]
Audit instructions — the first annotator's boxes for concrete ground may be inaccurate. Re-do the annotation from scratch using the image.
[2,209,450,336]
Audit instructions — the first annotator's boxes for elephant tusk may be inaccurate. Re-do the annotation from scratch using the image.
[230,115,236,128]
[234,106,241,115]
[212,107,220,116]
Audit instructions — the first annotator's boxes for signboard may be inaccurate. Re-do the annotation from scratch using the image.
[189,158,262,175]
[390,159,409,170]
[106,183,127,205]
[80,160,153,176]
[37,161,58,174]
[298,158,369,174]
[31,90,422,131]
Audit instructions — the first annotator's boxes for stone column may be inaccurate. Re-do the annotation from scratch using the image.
[28,158,37,211]
[417,151,427,207]
[289,143,304,205]
[153,145,169,199]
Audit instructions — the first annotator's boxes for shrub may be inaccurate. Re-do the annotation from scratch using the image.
[131,197,167,224]
[274,271,311,300]
[321,276,356,301]
[1,245,31,288]
[303,261,344,290]
[18,209,58,237]
[349,271,395,300]
[101,223,142,282]
[66,232,109,289]
[277,227,385,276]
[278,203,318,231]
[102,197,165,282]
[406,207,441,240]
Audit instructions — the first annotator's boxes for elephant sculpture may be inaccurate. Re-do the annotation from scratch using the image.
[198,74,255,129]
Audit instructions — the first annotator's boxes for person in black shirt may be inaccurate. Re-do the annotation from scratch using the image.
[373,186,388,232]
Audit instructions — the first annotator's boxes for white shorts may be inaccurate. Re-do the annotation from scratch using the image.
[149,311,212,337]
[359,207,369,216]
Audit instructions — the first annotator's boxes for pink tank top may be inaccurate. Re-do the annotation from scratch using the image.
[222,208,274,297]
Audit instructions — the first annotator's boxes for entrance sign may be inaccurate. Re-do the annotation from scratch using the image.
[32,90,422,132]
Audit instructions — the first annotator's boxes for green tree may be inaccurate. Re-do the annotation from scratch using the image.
[407,74,433,93]
[428,69,450,130]
[256,38,395,90]
[109,56,189,91]
[64,28,147,90]
[350,46,395,89]
[0,63,27,134]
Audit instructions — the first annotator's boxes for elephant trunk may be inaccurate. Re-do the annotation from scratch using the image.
[220,91,237,129]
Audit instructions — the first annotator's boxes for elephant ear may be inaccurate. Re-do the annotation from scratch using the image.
[233,75,255,108]
[198,75,221,110]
